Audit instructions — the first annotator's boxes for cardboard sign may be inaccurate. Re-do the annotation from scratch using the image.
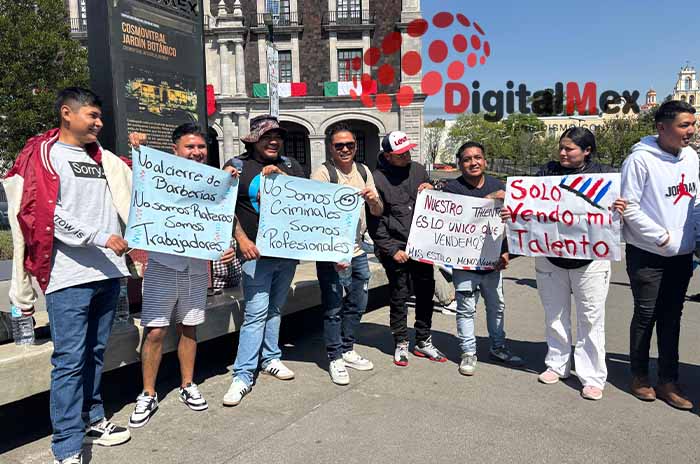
[406,190,504,270]
[257,174,363,262]
[504,174,621,260]
[125,146,238,260]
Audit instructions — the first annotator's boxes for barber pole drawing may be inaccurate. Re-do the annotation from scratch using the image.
[559,175,613,210]
[504,174,622,261]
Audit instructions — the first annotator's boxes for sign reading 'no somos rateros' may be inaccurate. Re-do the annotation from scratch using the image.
[125,146,238,260]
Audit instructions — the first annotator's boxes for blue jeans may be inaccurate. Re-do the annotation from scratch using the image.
[316,253,371,361]
[45,278,120,460]
[453,270,506,355]
[233,257,298,386]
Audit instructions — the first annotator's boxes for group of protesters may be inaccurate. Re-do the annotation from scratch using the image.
[5,87,699,464]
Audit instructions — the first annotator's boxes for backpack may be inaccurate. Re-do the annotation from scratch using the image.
[323,161,368,184]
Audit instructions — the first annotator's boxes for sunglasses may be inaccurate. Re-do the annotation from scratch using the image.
[333,142,356,151]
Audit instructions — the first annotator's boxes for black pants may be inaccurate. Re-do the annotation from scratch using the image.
[380,256,435,344]
[626,244,693,383]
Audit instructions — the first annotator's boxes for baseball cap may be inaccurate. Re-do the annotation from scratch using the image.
[382,131,416,155]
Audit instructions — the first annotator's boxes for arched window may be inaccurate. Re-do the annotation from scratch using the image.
[691,95,696,105]
[681,95,687,102]
[686,77,693,90]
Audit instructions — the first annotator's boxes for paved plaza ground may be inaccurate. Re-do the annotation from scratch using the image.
[3,255,700,464]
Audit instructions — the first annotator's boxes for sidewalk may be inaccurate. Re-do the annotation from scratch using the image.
[3,255,700,463]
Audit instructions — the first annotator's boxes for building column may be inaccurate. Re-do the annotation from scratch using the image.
[329,33,338,82]
[257,36,267,83]
[222,112,235,164]
[218,40,232,96]
[68,0,79,18]
[362,31,371,76]
[234,38,246,95]
[238,113,249,154]
[291,33,301,82]
[309,135,326,173]
[400,104,424,163]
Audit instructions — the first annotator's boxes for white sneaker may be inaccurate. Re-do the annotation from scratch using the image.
[54,453,82,464]
[459,353,477,376]
[223,378,251,407]
[84,418,131,446]
[128,392,158,428]
[329,359,350,385]
[179,383,208,411]
[342,350,374,371]
[262,359,295,380]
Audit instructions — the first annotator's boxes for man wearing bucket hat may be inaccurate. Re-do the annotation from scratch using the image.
[367,131,447,367]
[221,115,306,407]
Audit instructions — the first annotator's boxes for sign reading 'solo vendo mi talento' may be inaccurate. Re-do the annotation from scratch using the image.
[87,0,207,156]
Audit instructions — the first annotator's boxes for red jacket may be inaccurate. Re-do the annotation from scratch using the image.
[5,129,131,293]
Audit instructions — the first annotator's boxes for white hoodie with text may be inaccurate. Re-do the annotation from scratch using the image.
[621,135,700,257]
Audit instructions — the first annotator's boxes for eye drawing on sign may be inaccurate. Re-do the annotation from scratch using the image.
[559,175,613,211]
[333,187,361,212]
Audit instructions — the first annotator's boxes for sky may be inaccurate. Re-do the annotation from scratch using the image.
[419,0,700,120]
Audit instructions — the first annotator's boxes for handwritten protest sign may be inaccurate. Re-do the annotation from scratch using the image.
[504,174,621,260]
[125,146,238,260]
[257,174,363,263]
[406,190,504,270]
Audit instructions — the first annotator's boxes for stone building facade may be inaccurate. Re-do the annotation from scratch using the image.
[66,0,425,173]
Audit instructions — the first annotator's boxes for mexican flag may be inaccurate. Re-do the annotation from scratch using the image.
[253,82,308,97]
[324,80,377,96]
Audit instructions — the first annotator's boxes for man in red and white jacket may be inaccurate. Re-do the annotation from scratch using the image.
[5,87,134,464]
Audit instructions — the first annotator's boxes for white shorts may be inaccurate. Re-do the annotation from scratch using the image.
[140,260,208,327]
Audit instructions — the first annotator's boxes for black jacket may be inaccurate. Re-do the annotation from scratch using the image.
[537,159,616,269]
[367,155,430,258]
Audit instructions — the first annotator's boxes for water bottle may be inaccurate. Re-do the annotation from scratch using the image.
[113,278,130,325]
[11,305,34,346]
[338,261,352,290]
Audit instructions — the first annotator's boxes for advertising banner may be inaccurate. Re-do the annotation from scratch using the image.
[88,1,207,156]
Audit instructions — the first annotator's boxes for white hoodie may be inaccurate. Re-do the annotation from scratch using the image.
[621,135,700,257]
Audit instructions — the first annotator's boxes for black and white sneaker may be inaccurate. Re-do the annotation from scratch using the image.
[53,452,82,464]
[128,392,159,428]
[179,383,208,411]
[85,418,131,446]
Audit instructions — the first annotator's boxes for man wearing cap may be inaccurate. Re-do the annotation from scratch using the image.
[368,131,447,367]
[221,115,306,407]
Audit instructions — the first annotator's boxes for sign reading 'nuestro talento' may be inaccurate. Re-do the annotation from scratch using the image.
[87,0,207,157]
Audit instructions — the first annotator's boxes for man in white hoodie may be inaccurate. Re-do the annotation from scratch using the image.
[621,100,699,410]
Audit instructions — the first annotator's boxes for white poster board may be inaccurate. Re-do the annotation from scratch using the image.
[504,174,621,260]
[406,190,504,270]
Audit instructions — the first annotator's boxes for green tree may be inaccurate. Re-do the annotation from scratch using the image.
[595,111,656,167]
[0,0,88,171]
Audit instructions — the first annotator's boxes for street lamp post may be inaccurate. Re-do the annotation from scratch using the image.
[262,13,279,117]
